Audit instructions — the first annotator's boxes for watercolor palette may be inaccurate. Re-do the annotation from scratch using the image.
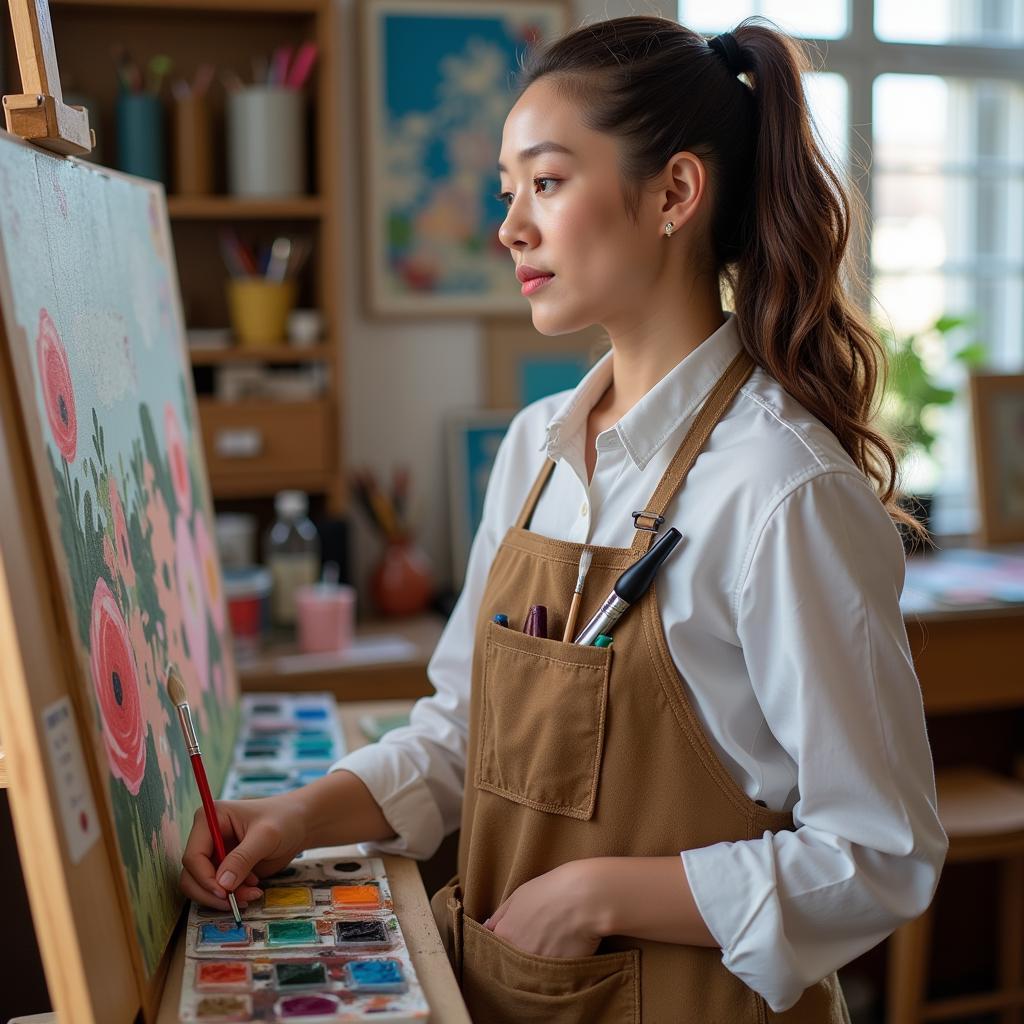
[234,693,346,767]
[180,857,429,1022]
[221,694,347,800]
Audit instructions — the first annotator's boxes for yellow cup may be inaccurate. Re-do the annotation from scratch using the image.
[227,279,298,348]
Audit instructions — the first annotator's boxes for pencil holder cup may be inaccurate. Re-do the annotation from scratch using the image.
[115,92,167,184]
[172,94,213,195]
[227,86,306,197]
[227,279,298,348]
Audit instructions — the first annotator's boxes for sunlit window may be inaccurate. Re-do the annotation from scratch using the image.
[679,0,1024,530]
[679,0,847,39]
[875,0,1024,46]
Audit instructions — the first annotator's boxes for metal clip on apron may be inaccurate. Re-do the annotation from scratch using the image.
[432,351,851,1024]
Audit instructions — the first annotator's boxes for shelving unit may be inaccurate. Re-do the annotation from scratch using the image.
[3,0,345,514]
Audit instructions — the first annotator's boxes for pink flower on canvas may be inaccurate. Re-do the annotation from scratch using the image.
[164,402,192,518]
[35,308,77,463]
[193,514,225,635]
[108,477,137,588]
[88,578,146,794]
[175,515,209,692]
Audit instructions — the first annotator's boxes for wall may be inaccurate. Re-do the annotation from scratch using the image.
[335,0,674,595]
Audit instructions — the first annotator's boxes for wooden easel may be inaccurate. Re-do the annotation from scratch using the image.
[0,4,174,1021]
[3,0,93,154]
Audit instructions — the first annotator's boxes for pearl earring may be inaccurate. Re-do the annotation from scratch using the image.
[664,222,674,237]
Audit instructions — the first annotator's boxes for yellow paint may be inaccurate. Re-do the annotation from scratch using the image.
[263,886,313,910]
[330,884,381,908]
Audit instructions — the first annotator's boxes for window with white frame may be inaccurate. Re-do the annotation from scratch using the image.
[679,0,1024,534]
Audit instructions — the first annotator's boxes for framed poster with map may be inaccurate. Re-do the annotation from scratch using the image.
[359,0,568,316]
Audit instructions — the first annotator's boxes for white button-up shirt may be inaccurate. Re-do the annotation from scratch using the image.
[334,313,948,1012]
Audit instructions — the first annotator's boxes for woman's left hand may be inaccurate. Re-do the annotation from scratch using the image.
[484,859,606,958]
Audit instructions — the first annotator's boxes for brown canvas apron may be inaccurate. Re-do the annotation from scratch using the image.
[432,351,851,1023]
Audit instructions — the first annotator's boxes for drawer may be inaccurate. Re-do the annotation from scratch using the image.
[197,399,332,482]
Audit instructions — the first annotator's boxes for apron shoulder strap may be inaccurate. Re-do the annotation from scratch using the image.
[513,456,556,531]
[629,350,755,556]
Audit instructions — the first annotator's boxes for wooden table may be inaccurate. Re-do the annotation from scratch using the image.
[906,605,1024,714]
[237,615,445,700]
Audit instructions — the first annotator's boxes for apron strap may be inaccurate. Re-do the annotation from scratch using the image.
[629,350,755,556]
[514,456,556,531]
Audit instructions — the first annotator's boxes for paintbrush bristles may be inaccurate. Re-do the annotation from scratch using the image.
[562,548,594,643]
[576,549,593,590]
[166,666,188,707]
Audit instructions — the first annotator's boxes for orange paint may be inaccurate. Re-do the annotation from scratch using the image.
[196,960,250,990]
[330,883,381,908]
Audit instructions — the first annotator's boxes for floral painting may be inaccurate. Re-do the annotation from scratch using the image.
[0,136,238,978]
[361,0,567,315]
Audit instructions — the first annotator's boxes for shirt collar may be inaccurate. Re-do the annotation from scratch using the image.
[541,313,744,471]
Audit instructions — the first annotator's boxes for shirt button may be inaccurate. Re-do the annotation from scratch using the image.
[580,502,589,517]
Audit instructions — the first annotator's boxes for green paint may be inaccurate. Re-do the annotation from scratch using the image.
[266,919,318,947]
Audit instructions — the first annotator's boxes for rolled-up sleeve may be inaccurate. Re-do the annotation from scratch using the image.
[329,434,514,860]
[681,470,948,1012]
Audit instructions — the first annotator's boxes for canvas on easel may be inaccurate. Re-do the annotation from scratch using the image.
[0,129,239,1021]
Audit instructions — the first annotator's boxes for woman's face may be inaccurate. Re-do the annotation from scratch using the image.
[496,77,666,337]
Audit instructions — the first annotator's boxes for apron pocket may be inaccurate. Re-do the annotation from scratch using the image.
[430,877,463,982]
[476,619,612,820]
[462,915,640,1024]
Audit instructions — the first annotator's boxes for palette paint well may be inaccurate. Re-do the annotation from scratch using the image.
[194,993,252,1021]
[199,922,251,947]
[346,958,407,993]
[274,993,341,1018]
[195,960,251,991]
[335,919,391,948]
[330,883,381,909]
[263,886,314,912]
[266,919,318,947]
[273,961,328,990]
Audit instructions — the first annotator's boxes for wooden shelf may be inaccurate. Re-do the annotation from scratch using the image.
[188,343,333,365]
[28,0,347,514]
[53,0,322,12]
[167,196,325,220]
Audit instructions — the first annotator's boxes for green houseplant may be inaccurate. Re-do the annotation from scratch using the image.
[877,314,987,548]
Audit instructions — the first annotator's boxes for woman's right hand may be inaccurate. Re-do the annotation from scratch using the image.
[179,793,309,911]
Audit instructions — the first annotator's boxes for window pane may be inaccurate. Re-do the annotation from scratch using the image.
[678,0,847,38]
[875,75,1024,169]
[876,0,1024,46]
[804,72,848,172]
[874,173,1024,270]
[873,74,1024,366]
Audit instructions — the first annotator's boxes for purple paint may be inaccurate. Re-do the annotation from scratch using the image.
[275,993,341,1018]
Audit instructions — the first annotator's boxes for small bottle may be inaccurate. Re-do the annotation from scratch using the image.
[265,490,320,627]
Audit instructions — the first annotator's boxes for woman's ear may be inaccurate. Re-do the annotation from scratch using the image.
[660,151,707,233]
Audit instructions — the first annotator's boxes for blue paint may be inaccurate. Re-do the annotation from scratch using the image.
[199,921,248,946]
[345,957,406,993]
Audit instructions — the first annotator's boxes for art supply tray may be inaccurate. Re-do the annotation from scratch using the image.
[180,857,429,1022]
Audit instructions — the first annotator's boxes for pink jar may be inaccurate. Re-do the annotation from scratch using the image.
[295,583,356,654]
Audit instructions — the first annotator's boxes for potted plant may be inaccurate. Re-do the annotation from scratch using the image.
[877,314,987,551]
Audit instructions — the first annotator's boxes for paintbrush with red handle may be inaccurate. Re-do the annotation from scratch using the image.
[166,666,242,925]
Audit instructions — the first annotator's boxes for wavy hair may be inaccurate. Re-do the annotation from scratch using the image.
[517,15,923,539]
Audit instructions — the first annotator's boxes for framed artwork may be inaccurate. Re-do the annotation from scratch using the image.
[359,0,568,316]
[446,409,515,587]
[970,372,1024,544]
[484,317,608,409]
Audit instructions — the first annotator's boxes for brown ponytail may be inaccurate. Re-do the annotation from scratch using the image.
[519,16,923,539]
